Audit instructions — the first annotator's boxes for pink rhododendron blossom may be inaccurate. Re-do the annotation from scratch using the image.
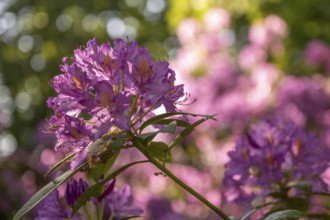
[46,38,185,169]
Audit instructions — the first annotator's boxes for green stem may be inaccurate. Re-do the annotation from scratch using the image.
[131,137,230,220]
[131,100,159,128]
[83,205,92,220]
[100,201,105,220]
[128,95,139,120]
[109,210,115,220]
[97,200,105,220]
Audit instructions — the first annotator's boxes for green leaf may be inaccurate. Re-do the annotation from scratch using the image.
[87,132,125,156]
[148,141,171,162]
[153,118,190,127]
[240,208,259,220]
[44,153,76,177]
[168,117,209,150]
[158,121,177,134]
[239,201,277,220]
[87,132,126,181]
[108,132,126,151]
[137,132,158,142]
[13,162,86,220]
[128,95,138,119]
[287,180,312,193]
[71,160,148,217]
[88,149,121,182]
[263,209,306,220]
[136,122,177,146]
[139,112,216,132]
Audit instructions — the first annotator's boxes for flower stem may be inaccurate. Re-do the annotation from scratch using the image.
[131,99,159,128]
[97,200,105,220]
[83,205,92,220]
[131,137,230,220]
[108,210,115,220]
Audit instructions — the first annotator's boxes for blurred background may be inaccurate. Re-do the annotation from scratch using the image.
[1,0,330,219]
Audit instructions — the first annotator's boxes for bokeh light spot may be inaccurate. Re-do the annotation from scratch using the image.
[15,91,31,111]
[0,12,17,35]
[146,0,166,14]
[30,54,46,71]
[18,35,34,52]
[0,133,17,157]
[82,14,100,32]
[22,170,37,194]
[24,76,40,94]
[107,17,125,38]
[40,148,56,166]
[56,14,73,32]
[33,12,49,29]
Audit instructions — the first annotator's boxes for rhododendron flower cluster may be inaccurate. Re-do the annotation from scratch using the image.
[224,119,330,205]
[46,38,185,169]
[304,40,330,73]
[35,179,142,220]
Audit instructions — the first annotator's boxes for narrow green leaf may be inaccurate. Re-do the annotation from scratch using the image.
[87,132,125,156]
[71,160,148,216]
[158,121,177,134]
[148,141,171,162]
[239,201,277,220]
[139,112,216,132]
[88,149,121,182]
[137,132,158,140]
[136,122,177,145]
[263,209,306,220]
[128,95,138,119]
[44,153,75,177]
[138,133,157,147]
[150,118,190,127]
[87,132,126,181]
[240,208,258,220]
[13,162,86,220]
[287,181,312,193]
[108,132,126,151]
[168,118,208,150]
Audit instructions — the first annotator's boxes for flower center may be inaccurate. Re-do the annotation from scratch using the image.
[68,127,84,139]
[101,92,111,107]
[140,61,150,77]
[73,76,84,90]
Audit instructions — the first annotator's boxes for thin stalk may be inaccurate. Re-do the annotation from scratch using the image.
[131,100,159,128]
[128,95,139,120]
[109,210,115,220]
[120,76,125,93]
[130,125,139,135]
[130,106,141,123]
[131,137,230,220]
[83,205,92,220]
[97,200,105,220]
[100,201,105,220]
